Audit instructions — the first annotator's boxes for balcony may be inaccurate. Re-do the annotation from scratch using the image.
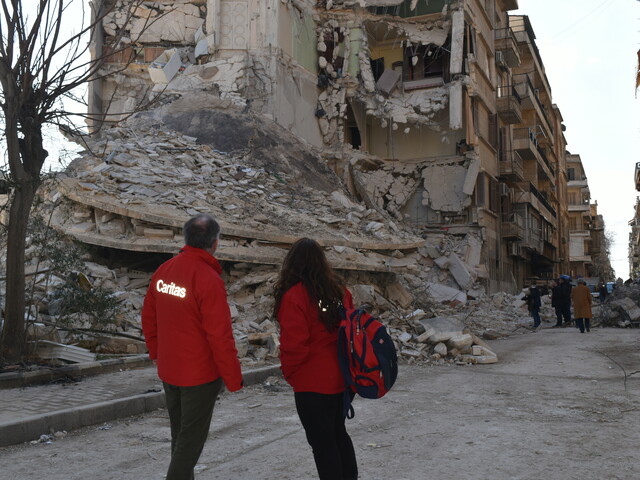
[499,150,524,180]
[513,127,555,179]
[568,203,590,212]
[523,229,543,252]
[497,85,523,124]
[514,75,553,140]
[501,213,525,240]
[495,28,521,68]
[567,178,588,188]
[513,184,557,228]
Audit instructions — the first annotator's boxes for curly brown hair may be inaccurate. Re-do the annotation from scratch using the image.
[273,238,345,331]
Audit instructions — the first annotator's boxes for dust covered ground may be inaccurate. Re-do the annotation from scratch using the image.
[2,327,640,480]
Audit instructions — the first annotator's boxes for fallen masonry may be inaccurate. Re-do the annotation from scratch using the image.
[3,98,635,369]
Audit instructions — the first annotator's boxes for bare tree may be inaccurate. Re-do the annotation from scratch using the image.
[0,0,157,362]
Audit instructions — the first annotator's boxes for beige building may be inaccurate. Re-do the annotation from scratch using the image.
[85,0,611,292]
[628,162,640,278]
[565,153,613,280]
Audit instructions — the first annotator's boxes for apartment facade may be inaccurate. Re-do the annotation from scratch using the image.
[629,163,640,278]
[87,0,611,292]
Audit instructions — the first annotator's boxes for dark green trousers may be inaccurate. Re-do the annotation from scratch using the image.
[163,378,223,480]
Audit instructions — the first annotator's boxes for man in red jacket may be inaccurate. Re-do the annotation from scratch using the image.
[142,214,243,480]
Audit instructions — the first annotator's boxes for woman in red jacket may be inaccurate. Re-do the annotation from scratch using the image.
[274,238,358,480]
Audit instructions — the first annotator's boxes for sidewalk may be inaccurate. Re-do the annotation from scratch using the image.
[0,358,280,447]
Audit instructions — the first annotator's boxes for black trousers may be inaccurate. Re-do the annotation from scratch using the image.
[560,303,572,325]
[576,318,591,333]
[163,378,223,480]
[294,391,358,480]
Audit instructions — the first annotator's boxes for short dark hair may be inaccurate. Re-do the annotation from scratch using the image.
[183,214,220,249]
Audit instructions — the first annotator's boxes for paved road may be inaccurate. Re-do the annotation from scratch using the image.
[1,327,640,480]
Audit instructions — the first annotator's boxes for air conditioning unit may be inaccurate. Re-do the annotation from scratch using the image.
[498,182,510,196]
[496,51,507,69]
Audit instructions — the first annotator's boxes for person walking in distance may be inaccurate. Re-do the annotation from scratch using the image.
[142,214,243,480]
[274,238,358,480]
[557,275,573,327]
[550,279,563,328]
[524,283,542,331]
[571,278,593,333]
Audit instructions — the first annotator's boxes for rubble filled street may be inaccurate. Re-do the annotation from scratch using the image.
[0,0,636,478]
[1,328,640,480]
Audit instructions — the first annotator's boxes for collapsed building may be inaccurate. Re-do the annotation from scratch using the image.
[14,0,620,363]
[85,0,609,292]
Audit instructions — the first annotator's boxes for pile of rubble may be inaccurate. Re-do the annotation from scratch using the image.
[6,230,546,368]
[596,283,640,328]
[4,101,544,367]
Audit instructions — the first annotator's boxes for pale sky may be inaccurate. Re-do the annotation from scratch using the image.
[513,0,640,279]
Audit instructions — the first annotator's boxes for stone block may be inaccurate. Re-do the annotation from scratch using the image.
[148,49,182,84]
[424,283,467,304]
[460,354,498,364]
[351,284,376,306]
[386,281,413,309]
[612,297,640,322]
[446,253,476,290]
[447,333,473,351]
[433,342,447,356]
[376,69,401,97]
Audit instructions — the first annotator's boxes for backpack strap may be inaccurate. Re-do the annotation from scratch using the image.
[343,389,355,419]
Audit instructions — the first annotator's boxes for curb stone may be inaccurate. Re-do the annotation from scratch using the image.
[0,355,154,389]
[0,363,281,447]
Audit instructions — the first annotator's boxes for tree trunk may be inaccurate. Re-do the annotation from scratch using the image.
[0,178,40,362]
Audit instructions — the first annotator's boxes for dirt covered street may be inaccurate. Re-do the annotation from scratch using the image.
[2,328,639,480]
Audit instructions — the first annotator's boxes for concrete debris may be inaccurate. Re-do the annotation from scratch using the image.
[596,284,640,327]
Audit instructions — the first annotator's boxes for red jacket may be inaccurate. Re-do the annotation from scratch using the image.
[278,282,353,394]
[141,245,243,391]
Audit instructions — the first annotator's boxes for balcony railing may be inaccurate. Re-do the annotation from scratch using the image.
[514,74,553,139]
[513,127,555,179]
[529,182,557,218]
[497,85,523,124]
[499,150,524,180]
[501,213,525,239]
[495,28,521,67]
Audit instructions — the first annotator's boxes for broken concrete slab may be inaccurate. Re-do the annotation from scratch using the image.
[424,282,467,303]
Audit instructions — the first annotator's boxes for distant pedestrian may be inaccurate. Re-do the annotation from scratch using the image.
[550,279,563,327]
[524,283,542,331]
[557,275,573,326]
[571,279,593,333]
[141,214,243,480]
[274,238,358,480]
[598,282,608,303]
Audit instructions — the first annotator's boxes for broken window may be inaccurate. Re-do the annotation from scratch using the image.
[403,42,450,83]
[370,57,385,82]
[320,29,345,76]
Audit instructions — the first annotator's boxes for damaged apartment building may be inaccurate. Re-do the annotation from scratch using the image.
[75,0,603,292]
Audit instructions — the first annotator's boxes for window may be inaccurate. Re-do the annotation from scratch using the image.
[569,216,578,231]
[489,176,499,213]
[403,42,450,82]
[567,168,575,180]
[488,114,498,149]
[476,173,486,206]
[568,192,578,205]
